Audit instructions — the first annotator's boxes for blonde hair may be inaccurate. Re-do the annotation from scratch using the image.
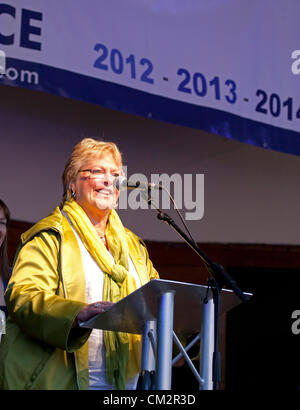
[62,138,123,203]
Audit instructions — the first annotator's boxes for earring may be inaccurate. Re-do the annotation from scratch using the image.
[71,191,76,199]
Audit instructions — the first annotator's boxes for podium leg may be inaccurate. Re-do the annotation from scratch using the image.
[200,297,214,390]
[137,320,157,390]
[141,320,157,372]
[156,291,175,390]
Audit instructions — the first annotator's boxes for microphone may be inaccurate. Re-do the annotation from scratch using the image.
[113,176,162,191]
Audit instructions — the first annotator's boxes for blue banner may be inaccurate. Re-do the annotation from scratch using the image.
[0,1,300,155]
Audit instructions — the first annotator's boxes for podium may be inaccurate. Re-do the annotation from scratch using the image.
[79,279,247,390]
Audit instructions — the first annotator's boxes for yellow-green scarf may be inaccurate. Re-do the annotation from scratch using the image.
[63,199,147,389]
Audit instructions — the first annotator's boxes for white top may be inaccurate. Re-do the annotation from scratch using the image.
[66,217,141,390]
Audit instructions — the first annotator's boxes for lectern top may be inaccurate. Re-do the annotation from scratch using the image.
[80,279,248,336]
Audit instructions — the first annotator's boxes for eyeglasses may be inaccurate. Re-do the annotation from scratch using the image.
[78,169,120,180]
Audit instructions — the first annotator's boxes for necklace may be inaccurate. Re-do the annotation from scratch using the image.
[98,232,106,241]
[99,234,107,247]
[96,227,106,241]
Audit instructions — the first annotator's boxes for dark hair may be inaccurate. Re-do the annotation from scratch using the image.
[0,199,11,282]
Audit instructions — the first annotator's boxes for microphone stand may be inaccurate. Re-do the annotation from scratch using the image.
[152,207,248,390]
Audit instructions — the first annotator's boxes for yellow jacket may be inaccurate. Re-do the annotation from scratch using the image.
[0,207,158,390]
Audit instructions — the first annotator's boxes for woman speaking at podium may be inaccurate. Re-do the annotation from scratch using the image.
[0,138,159,390]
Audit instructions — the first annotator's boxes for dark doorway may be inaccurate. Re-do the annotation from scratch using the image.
[225,267,300,391]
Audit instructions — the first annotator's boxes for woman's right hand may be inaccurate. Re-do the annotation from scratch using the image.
[72,301,113,328]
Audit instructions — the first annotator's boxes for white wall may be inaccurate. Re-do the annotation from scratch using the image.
[1,84,300,244]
